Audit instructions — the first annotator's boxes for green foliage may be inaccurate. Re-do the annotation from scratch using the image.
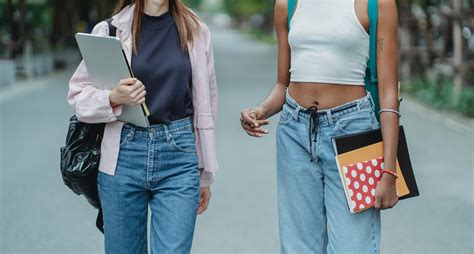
[457,88,474,117]
[183,0,203,9]
[243,27,277,44]
[404,78,474,117]
[223,0,273,20]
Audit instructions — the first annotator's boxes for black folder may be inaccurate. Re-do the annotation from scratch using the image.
[333,126,419,200]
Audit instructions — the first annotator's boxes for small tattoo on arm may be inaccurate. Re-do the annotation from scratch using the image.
[377,38,384,53]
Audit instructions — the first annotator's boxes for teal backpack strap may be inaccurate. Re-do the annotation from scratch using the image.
[365,0,380,122]
[288,0,297,28]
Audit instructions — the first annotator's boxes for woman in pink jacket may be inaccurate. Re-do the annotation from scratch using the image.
[67,0,218,253]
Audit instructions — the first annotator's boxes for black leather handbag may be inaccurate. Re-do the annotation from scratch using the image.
[60,115,105,209]
[60,115,105,233]
[60,18,117,234]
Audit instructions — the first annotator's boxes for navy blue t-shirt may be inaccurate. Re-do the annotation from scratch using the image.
[131,12,193,124]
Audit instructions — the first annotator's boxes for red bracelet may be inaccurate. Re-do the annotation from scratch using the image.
[381,169,398,179]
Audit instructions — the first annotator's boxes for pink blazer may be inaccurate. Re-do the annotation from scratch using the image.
[67,4,218,186]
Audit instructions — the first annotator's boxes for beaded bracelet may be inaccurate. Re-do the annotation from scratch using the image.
[381,169,398,179]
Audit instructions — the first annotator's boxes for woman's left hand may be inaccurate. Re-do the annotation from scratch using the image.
[197,187,211,214]
[374,174,399,210]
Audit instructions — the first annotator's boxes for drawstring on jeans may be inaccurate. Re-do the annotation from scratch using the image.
[308,106,319,162]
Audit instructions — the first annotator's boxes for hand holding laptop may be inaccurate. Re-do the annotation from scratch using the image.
[109,78,146,107]
[75,33,150,127]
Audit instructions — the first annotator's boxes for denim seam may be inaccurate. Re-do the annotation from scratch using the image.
[171,128,194,135]
[371,209,378,253]
[170,137,197,153]
[167,124,193,134]
[120,128,135,146]
[334,110,374,135]
[146,132,153,190]
[128,123,193,137]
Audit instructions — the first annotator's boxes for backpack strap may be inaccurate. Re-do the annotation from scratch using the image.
[365,0,381,122]
[288,0,297,29]
[367,0,378,83]
[105,18,117,37]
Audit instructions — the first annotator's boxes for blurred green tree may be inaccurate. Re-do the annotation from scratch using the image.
[183,0,203,9]
[223,0,274,32]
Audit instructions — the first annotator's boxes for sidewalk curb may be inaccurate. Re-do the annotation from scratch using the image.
[401,93,474,137]
[0,69,72,104]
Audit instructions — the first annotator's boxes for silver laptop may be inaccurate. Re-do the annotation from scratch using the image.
[75,32,150,128]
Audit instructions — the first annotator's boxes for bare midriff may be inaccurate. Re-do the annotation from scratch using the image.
[288,82,367,110]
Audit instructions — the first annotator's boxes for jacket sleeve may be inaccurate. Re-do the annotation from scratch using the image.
[206,28,218,126]
[67,21,123,123]
[198,26,218,187]
[200,171,215,187]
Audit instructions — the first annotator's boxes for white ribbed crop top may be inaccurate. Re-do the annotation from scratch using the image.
[288,0,369,85]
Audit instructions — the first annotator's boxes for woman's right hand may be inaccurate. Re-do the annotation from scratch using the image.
[109,78,146,107]
[240,106,270,138]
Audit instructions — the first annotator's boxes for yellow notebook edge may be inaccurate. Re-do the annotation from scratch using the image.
[142,103,151,116]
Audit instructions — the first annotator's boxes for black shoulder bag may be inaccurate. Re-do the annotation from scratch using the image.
[60,19,117,234]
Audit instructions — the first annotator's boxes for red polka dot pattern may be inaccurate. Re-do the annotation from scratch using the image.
[342,157,384,212]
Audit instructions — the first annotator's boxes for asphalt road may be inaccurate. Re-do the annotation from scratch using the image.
[1,27,473,254]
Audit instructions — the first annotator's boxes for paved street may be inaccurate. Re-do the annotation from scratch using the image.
[1,27,473,254]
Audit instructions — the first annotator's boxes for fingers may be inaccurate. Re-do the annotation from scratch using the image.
[133,91,146,105]
[119,79,145,105]
[241,110,259,127]
[129,80,144,93]
[240,108,272,137]
[385,197,399,209]
[119,78,137,86]
[131,86,146,104]
[197,188,211,215]
[241,124,269,137]
[374,194,399,210]
[374,194,382,209]
[241,119,269,136]
[256,119,270,126]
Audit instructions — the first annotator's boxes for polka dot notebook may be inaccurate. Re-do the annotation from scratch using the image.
[335,142,410,213]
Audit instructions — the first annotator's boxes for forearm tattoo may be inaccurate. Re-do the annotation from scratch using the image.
[377,38,384,53]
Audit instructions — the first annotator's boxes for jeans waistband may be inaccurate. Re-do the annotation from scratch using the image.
[123,117,193,136]
[284,90,374,124]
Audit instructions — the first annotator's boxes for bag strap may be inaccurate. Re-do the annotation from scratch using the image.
[288,0,297,28]
[367,0,378,83]
[365,0,381,122]
[96,208,104,234]
[105,18,117,37]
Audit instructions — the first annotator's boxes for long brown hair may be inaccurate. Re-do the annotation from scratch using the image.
[113,0,201,53]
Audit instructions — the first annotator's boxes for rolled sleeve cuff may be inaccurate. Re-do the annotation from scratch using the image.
[104,90,123,119]
[200,171,215,187]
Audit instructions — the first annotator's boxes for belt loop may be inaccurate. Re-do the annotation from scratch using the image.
[163,125,171,141]
[327,110,333,125]
[293,107,300,121]
[369,92,375,110]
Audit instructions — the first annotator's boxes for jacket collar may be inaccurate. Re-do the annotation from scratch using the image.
[111,4,135,33]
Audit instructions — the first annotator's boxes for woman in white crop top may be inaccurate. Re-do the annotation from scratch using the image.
[241,0,400,253]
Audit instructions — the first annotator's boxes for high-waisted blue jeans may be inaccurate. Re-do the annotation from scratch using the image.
[98,117,200,254]
[276,91,381,254]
